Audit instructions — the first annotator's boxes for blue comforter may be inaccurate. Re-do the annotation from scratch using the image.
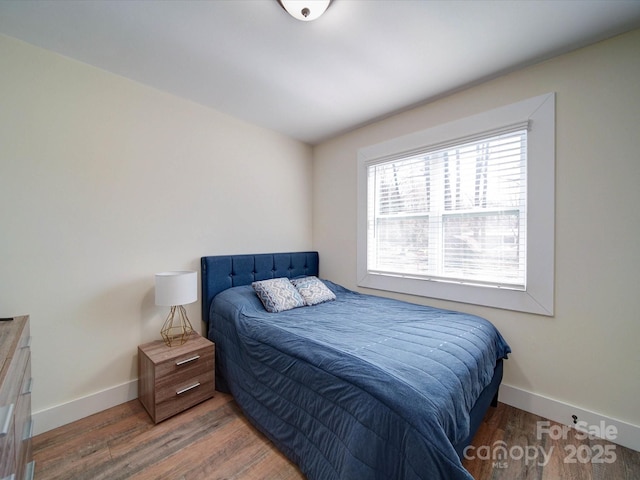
[209,281,510,480]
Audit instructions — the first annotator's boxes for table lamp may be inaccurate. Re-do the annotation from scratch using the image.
[155,271,197,346]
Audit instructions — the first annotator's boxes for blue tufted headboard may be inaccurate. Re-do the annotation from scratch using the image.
[200,251,319,326]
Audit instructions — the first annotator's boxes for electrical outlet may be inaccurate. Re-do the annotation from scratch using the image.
[572,414,578,424]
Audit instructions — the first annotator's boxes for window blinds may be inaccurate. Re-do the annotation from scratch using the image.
[367,127,528,289]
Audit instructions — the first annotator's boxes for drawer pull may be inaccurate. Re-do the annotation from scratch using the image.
[176,355,200,366]
[25,461,36,480]
[22,377,33,395]
[0,403,15,437]
[176,382,200,395]
[23,418,34,441]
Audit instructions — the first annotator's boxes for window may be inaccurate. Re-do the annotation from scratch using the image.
[357,93,555,315]
[368,125,527,288]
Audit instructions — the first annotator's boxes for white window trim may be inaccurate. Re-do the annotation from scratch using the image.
[357,93,555,316]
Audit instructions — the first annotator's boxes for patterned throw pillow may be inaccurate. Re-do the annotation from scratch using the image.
[252,278,306,313]
[290,276,336,306]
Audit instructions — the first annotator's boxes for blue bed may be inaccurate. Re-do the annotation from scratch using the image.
[201,252,510,480]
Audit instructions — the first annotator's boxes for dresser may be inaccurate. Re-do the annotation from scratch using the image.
[0,316,34,480]
[138,333,215,423]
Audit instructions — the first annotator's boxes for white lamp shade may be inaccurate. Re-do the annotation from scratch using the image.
[155,271,197,306]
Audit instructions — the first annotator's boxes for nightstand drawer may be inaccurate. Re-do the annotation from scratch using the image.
[154,372,215,422]
[154,345,214,380]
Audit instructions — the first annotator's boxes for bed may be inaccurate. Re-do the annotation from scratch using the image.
[201,251,510,480]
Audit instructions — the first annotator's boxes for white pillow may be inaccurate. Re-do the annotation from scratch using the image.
[252,278,306,313]
[291,276,336,306]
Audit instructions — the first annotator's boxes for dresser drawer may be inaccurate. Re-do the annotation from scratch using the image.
[0,415,16,478]
[15,354,33,480]
[0,321,29,407]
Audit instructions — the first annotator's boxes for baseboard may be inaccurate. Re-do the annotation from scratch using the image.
[32,380,138,436]
[499,383,640,452]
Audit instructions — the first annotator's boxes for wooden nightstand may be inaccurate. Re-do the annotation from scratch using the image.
[138,333,215,423]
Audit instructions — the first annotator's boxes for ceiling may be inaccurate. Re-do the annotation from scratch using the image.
[1,1,640,145]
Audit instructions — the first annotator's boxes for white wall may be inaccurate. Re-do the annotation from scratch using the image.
[0,35,313,424]
[313,29,640,433]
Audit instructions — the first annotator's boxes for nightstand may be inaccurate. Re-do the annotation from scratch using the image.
[138,333,215,423]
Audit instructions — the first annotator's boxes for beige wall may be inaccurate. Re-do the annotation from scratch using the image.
[313,29,640,427]
[0,35,313,415]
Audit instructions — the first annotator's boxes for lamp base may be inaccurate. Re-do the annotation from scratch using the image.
[161,305,194,347]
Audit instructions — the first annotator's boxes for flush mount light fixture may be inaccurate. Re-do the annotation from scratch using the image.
[278,0,332,21]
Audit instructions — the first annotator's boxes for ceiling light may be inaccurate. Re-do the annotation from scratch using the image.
[278,0,332,22]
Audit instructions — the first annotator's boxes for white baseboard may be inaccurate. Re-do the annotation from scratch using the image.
[32,380,138,436]
[499,383,640,452]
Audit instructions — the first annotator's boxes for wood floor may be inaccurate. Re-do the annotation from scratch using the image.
[461,401,640,480]
[32,393,640,480]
